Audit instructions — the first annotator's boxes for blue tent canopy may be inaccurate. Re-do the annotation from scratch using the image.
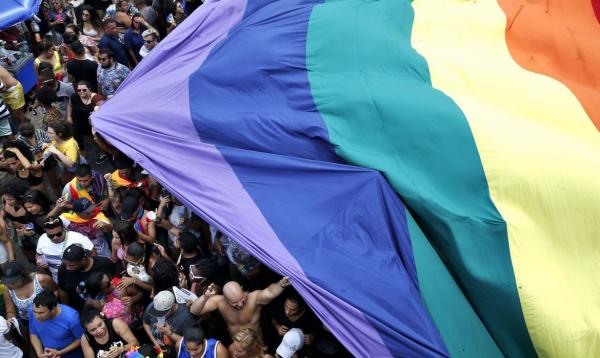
[0,0,42,30]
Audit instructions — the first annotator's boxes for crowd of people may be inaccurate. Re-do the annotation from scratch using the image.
[0,0,351,357]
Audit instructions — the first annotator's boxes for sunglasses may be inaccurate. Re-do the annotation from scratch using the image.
[47,231,63,239]
[77,88,88,92]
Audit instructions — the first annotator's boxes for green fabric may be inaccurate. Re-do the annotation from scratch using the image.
[306,0,536,356]
[406,209,502,358]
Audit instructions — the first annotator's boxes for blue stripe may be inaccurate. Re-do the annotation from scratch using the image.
[188,0,448,355]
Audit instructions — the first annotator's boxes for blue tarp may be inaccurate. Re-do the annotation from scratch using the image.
[0,0,42,30]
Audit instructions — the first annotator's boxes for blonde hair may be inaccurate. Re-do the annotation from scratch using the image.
[232,328,267,357]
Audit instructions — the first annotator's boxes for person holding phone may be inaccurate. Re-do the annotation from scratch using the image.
[29,289,84,358]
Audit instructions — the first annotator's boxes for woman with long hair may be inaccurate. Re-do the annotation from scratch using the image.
[2,262,57,356]
[3,262,58,323]
[66,80,105,158]
[80,306,138,358]
[80,5,103,42]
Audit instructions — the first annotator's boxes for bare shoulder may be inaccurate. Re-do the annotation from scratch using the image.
[212,294,226,306]
[112,317,127,329]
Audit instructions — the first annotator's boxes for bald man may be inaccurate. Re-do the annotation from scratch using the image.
[191,277,290,337]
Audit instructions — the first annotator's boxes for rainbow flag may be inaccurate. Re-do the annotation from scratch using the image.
[93,0,600,356]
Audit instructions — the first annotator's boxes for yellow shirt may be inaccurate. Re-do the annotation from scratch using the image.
[54,138,80,163]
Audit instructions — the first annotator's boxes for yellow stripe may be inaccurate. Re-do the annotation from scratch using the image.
[411,1,600,356]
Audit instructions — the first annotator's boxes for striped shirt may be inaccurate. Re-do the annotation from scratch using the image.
[16,130,51,156]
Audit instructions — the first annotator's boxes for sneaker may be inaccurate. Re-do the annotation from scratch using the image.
[95,154,108,165]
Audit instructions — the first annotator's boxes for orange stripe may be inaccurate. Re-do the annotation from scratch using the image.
[497,0,600,131]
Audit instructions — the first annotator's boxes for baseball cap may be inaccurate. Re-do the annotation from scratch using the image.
[148,290,175,317]
[2,261,24,284]
[62,244,88,261]
[120,195,140,220]
[72,198,94,214]
[276,328,305,358]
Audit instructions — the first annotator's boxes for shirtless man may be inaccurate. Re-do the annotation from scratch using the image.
[0,65,26,124]
[191,277,291,337]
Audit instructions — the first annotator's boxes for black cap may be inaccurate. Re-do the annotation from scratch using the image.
[2,261,24,284]
[72,198,94,214]
[115,155,134,170]
[120,195,140,220]
[62,244,88,261]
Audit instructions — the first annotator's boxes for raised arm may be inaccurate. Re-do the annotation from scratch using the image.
[5,147,41,171]
[112,318,139,353]
[190,284,220,316]
[256,277,290,305]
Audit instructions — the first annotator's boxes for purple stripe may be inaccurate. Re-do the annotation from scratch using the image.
[92,0,389,355]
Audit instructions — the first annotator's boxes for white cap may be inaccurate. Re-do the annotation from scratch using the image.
[149,290,175,317]
[276,328,304,358]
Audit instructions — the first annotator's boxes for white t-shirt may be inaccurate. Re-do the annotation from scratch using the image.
[36,231,94,282]
[0,317,23,358]
[168,205,201,244]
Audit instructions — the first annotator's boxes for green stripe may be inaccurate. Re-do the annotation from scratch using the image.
[306,0,536,356]
[406,209,502,358]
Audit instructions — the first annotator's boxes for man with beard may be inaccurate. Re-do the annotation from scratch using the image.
[97,48,131,97]
[191,277,290,339]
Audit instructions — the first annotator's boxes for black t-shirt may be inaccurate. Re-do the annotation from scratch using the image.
[273,304,319,336]
[69,93,104,134]
[57,256,115,311]
[66,59,99,89]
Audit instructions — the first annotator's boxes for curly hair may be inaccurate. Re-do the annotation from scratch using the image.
[151,257,180,293]
[231,328,268,357]
[47,120,73,140]
[0,177,30,201]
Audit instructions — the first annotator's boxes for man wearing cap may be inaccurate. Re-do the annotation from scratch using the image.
[36,216,96,282]
[276,328,304,358]
[191,277,291,338]
[117,193,156,244]
[59,197,113,258]
[142,290,198,352]
[57,243,114,311]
